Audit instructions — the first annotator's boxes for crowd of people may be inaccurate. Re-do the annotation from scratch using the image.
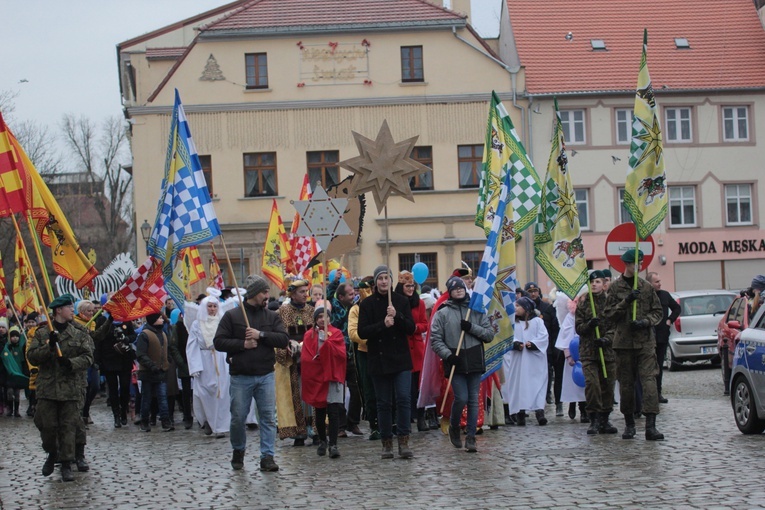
[4,254,765,481]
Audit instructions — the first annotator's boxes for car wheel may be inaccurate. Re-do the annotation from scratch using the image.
[667,349,682,372]
[732,376,765,434]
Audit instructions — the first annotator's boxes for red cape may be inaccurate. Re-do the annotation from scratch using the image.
[301,325,347,408]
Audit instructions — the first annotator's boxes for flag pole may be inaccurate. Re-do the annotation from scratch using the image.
[9,214,60,357]
[218,235,250,329]
[321,251,328,338]
[25,212,54,301]
[440,309,472,414]
[632,231,640,320]
[587,283,608,378]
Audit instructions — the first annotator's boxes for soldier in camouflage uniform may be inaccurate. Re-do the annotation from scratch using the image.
[575,270,617,435]
[27,294,94,482]
[603,250,664,441]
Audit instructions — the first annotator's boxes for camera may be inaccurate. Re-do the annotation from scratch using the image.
[742,287,755,299]
[113,325,133,356]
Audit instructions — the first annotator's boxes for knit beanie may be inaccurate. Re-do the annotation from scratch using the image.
[373,265,390,285]
[245,274,270,298]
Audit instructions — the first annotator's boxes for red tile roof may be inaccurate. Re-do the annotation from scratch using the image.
[145,47,187,60]
[201,0,465,34]
[507,0,765,95]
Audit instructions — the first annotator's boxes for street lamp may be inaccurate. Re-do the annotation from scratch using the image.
[140,219,151,254]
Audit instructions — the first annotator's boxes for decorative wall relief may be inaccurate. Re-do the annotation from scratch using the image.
[200,54,225,81]
[298,41,370,86]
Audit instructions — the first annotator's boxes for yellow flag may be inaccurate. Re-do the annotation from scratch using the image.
[187,246,206,285]
[13,237,39,314]
[261,200,291,291]
[0,250,8,317]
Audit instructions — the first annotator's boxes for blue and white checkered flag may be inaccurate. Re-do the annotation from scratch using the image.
[148,89,221,308]
[470,170,512,315]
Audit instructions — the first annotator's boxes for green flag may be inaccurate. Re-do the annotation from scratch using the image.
[624,29,668,239]
[534,99,588,299]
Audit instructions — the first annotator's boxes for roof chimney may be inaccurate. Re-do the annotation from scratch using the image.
[443,0,470,22]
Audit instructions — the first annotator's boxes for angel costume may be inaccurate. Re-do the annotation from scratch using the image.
[502,315,549,414]
[186,296,231,435]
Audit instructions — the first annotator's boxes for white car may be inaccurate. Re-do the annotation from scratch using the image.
[667,290,736,370]
[731,304,765,434]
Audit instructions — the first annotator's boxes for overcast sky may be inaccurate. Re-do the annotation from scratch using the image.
[1,0,502,129]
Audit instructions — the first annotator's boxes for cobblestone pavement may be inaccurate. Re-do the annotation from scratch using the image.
[2,365,765,509]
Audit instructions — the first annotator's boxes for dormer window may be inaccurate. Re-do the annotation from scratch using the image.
[591,39,606,51]
[675,38,690,49]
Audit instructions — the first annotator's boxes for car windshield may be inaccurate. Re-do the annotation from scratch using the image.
[681,295,735,317]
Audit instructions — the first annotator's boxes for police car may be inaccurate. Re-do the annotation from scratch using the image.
[731,303,765,434]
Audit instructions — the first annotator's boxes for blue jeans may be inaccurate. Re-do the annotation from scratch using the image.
[451,372,481,436]
[230,373,276,459]
[371,370,411,439]
[140,380,168,421]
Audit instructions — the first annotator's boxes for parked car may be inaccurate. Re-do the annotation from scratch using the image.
[730,304,765,434]
[717,295,751,395]
[667,290,736,371]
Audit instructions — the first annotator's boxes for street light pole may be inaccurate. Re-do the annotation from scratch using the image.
[140,219,152,255]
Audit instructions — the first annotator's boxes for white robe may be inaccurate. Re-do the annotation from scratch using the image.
[555,312,586,403]
[502,316,549,414]
[187,320,231,434]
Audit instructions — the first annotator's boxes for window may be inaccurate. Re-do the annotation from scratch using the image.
[243,152,278,197]
[575,188,590,230]
[198,155,213,197]
[222,258,250,288]
[618,188,631,224]
[590,39,607,51]
[560,109,586,144]
[461,251,482,279]
[245,53,268,89]
[669,186,696,227]
[401,46,424,82]
[458,145,483,188]
[615,109,634,145]
[665,107,692,142]
[398,252,437,288]
[409,146,434,191]
[307,151,339,189]
[722,106,749,142]
[725,184,753,225]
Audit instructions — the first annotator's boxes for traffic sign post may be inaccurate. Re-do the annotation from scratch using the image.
[604,223,655,273]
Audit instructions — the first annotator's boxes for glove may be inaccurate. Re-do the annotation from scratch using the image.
[587,318,600,330]
[526,342,539,351]
[594,338,612,348]
[48,331,60,352]
[460,319,472,333]
[57,357,72,370]
[625,289,641,304]
[446,354,459,365]
[151,366,162,374]
[629,319,651,331]
[512,341,524,351]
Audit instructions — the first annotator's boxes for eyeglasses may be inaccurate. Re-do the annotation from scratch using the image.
[404,284,415,289]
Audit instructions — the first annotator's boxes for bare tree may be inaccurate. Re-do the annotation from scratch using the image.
[0,90,18,118]
[61,114,134,264]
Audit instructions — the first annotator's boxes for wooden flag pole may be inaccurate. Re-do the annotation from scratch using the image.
[10,214,60,356]
[440,308,472,414]
[587,283,608,379]
[25,212,54,301]
[321,251,328,338]
[218,235,250,329]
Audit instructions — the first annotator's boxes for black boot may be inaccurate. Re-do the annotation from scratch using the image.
[13,400,20,417]
[140,419,151,432]
[568,402,576,420]
[114,410,122,428]
[231,449,245,470]
[587,413,600,435]
[516,411,526,426]
[503,404,513,425]
[416,408,428,432]
[535,409,547,426]
[426,408,439,430]
[120,408,128,426]
[448,425,462,448]
[75,444,89,472]
[579,405,590,423]
[645,413,664,441]
[599,412,618,434]
[61,461,74,482]
[622,413,636,439]
[42,451,56,476]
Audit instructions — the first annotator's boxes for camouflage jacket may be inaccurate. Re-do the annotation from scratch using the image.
[27,322,94,401]
[603,275,663,350]
[574,291,615,362]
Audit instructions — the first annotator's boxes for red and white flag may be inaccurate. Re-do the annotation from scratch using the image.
[290,174,321,274]
[103,257,167,321]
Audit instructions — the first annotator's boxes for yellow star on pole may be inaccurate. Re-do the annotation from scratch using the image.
[635,114,663,167]
[554,182,578,228]
[339,120,429,213]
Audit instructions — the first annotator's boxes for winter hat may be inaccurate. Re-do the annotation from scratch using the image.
[25,311,39,323]
[145,312,162,326]
[8,326,20,338]
[516,296,536,314]
[373,265,390,284]
[245,274,270,299]
[313,306,326,322]
[446,276,467,294]
[524,282,539,292]
[0,318,7,329]
[170,309,182,326]
[751,275,765,291]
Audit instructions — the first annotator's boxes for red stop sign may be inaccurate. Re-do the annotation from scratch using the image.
[604,223,655,273]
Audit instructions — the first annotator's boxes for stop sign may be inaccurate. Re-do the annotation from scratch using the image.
[605,223,655,273]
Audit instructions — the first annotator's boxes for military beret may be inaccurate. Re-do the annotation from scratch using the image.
[49,293,76,310]
[589,270,606,281]
[620,249,644,264]
[524,282,540,291]
[601,269,612,278]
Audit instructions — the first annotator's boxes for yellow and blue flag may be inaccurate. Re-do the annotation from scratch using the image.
[148,90,221,308]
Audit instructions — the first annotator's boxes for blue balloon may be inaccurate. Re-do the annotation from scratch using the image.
[572,361,586,388]
[569,336,580,363]
[412,262,429,285]
[329,269,346,284]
